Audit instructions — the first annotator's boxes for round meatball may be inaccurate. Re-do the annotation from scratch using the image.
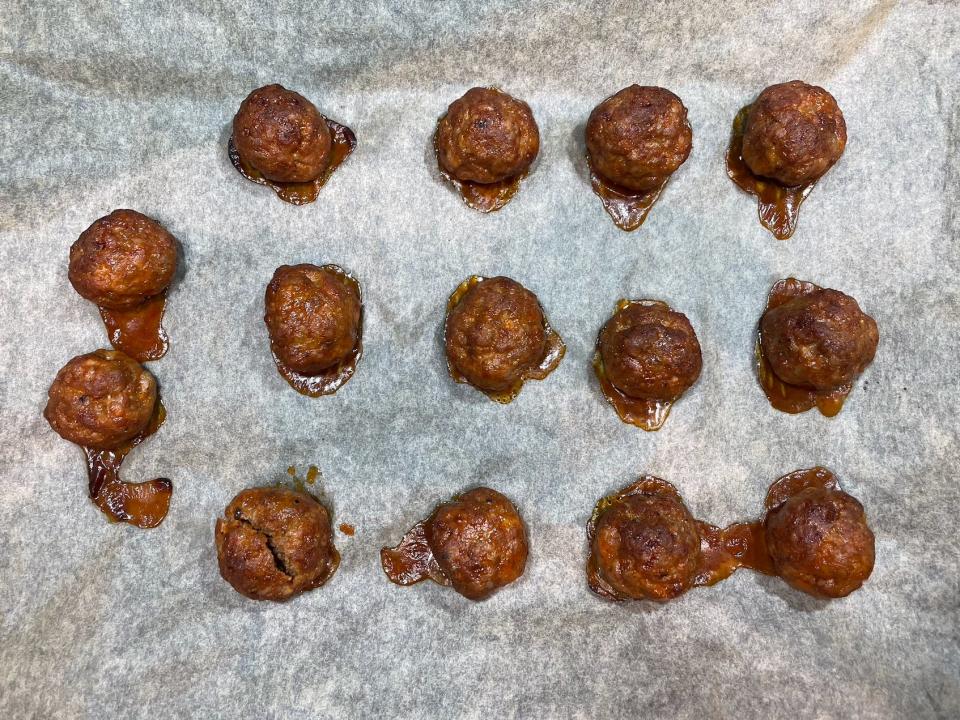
[765,487,875,598]
[599,303,702,400]
[264,264,362,376]
[425,487,528,600]
[215,487,339,602]
[760,288,878,391]
[445,277,548,393]
[741,80,847,186]
[233,84,332,183]
[44,349,157,449]
[68,209,177,310]
[586,85,693,192]
[436,87,540,184]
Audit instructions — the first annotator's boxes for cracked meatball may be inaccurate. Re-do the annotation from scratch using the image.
[215,486,339,602]
[765,487,875,598]
[586,85,692,192]
[44,349,157,449]
[599,302,702,400]
[264,264,362,376]
[436,87,540,184]
[233,84,332,183]
[760,288,878,391]
[741,80,846,187]
[68,210,177,310]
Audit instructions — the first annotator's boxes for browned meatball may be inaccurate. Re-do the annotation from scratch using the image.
[445,277,548,393]
[264,264,362,376]
[765,487,875,598]
[741,80,847,186]
[44,349,157,449]
[599,303,702,400]
[761,288,878,391]
[436,87,540,184]
[68,210,177,310]
[586,85,693,192]
[233,84,332,183]
[425,487,528,600]
[215,486,339,602]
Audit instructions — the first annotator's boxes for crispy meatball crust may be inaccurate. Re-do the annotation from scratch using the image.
[233,84,332,183]
[215,487,338,602]
[264,264,362,376]
[741,80,847,186]
[765,487,875,598]
[600,303,702,400]
[445,276,548,393]
[68,210,177,310]
[44,349,157,449]
[586,85,693,192]
[436,87,540,184]
[425,487,528,600]
[760,288,878,391]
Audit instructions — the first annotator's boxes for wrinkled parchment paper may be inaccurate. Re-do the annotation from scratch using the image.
[1,1,958,717]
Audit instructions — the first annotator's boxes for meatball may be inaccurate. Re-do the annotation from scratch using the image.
[765,487,875,598]
[44,349,157,449]
[586,85,693,192]
[741,80,847,186]
[599,302,702,400]
[232,84,332,183]
[760,288,878,391]
[445,276,548,394]
[264,264,362,376]
[215,486,339,602]
[436,87,540,184]
[425,487,528,600]
[68,210,177,310]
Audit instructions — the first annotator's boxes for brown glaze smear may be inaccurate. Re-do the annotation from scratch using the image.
[756,278,850,416]
[588,159,670,231]
[726,106,816,240]
[445,276,566,403]
[338,523,355,536]
[83,400,171,529]
[229,119,356,205]
[380,521,449,587]
[434,125,526,213]
[98,291,169,362]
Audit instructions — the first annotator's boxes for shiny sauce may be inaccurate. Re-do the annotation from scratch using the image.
[434,123,527,213]
[380,521,450,588]
[588,159,670,231]
[98,291,169,362]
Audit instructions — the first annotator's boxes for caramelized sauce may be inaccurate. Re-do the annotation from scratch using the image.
[444,276,566,403]
[83,400,171,529]
[726,106,816,240]
[434,123,527,213]
[98,291,169,362]
[588,159,670,231]
[228,118,356,205]
[338,523,355,536]
[756,278,851,416]
[380,521,450,587]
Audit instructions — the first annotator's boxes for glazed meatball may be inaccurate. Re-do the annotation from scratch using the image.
[765,487,875,598]
[600,303,702,400]
[44,349,157,449]
[586,85,693,192]
[425,487,528,600]
[445,277,548,393]
[436,87,540,184]
[761,288,878,390]
[68,210,177,310]
[215,486,339,602]
[264,264,362,376]
[233,84,332,183]
[741,80,847,187]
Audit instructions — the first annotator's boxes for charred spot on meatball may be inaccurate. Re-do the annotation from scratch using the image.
[215,486,339,602]
[741,80,846,187]
[436,87,540,184]
[586,85,692,192]
[233,84,332,183]
[68,210,177,310]
[44,349,157,449]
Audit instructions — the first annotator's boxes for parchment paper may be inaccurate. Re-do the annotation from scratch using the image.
[1,1,958,718]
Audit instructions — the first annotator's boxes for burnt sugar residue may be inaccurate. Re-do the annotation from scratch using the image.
[338,523,356,536]
[380,521,449,587]
[99,291,169,362]
[588,159,670,231]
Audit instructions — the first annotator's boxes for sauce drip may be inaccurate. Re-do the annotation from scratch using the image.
[434,122,527,213]
[444,276,566,403]
[338,523,355,536]
[380,521,450,587]
[98,291,169,362]
[229,118,356,205]
[756,278,851,416]
[83,400,171,529]
[726,106,816,240]
[588,159,670,231]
